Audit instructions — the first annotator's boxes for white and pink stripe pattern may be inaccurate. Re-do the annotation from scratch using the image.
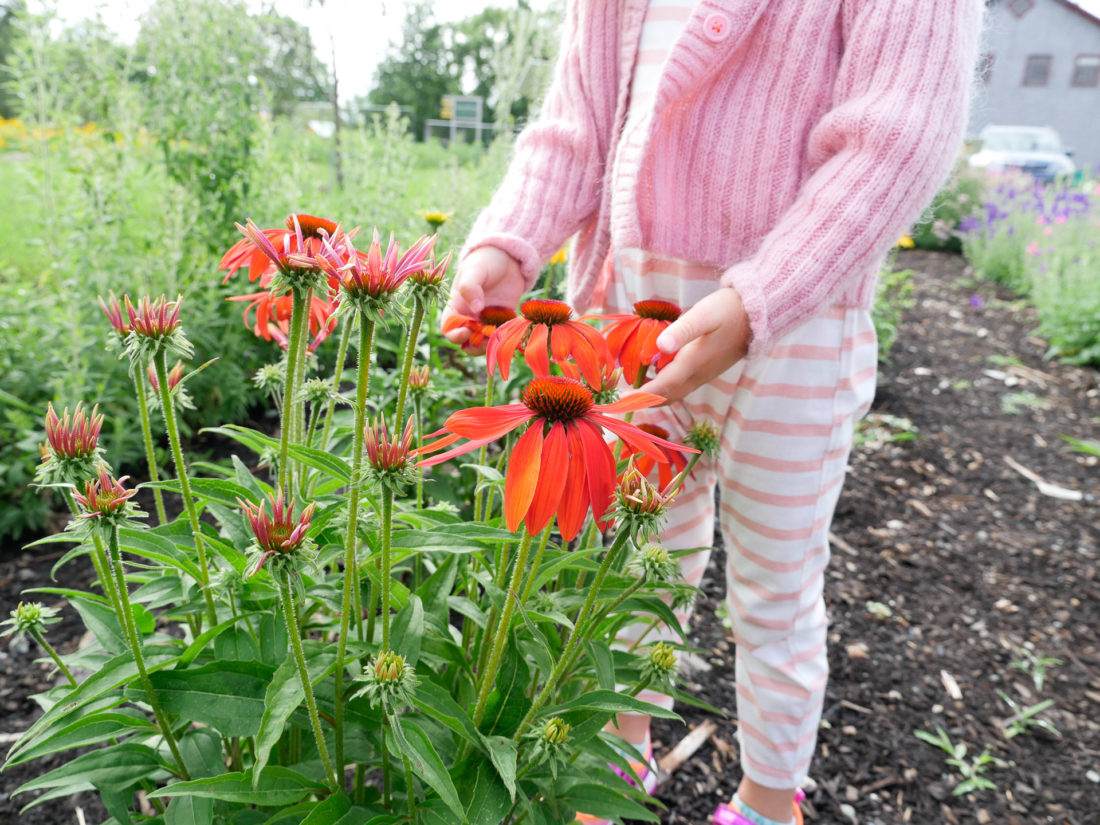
[602,248,877,788]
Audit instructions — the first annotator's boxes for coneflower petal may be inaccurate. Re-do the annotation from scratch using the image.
[556,422,590,541]
[595,392,666,414]
[524,421,568,536]
[488,317,529,380]
[525,322,551,379]
[576,419,617,532]
[443,405,532,439]
[504,423,543,533]
[593,414,697,463]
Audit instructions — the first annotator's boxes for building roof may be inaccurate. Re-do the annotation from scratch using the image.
[991,0,1100,27]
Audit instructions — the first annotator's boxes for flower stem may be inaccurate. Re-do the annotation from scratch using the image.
[334,315,374,773]
[277,288,309,495]
[133,368,166,525]
[514,530,631,741]
[472,373,495,522]
[473,528,535,726]
[403,752,418,823]
[393,296,426,432]
[381,715,393,807]
[414,395,424,510]
[153,349,217,627]
[30,627,75,687]
[520,529,553,604]
[381,486,394,651]
[278,569,338,790]
[105,525,189,779]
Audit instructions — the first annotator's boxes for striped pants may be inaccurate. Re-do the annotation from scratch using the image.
[598,249,878,788]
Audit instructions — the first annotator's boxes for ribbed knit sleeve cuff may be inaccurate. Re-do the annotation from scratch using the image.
[462,233,545,292]
[720,262,768,358]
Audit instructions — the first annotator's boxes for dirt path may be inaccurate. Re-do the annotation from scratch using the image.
[652,250,1099,824]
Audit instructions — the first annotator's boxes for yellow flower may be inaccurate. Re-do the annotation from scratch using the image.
[897,234,916,249]
[417,209,453,231]
[549,245,568,265]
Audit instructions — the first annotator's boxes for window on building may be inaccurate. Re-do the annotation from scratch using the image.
[978,52,995,85]
[1072,55,1100,87]
[1007,0,1035,17]
[1023,55,1052,87]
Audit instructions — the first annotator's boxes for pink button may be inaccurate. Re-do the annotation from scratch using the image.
[704,12,730,42]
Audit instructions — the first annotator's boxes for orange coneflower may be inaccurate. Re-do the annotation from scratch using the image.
[442,305,517,352]
[226,288,337,351]
[219,213,341,285]
[416,376,696,540]
[598,299,682,384]
[487,298,611,387]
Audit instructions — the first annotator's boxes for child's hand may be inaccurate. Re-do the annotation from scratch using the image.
[441,246,525,353]
[637,287,751,405]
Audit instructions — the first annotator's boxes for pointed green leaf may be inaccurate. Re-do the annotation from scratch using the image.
[300,792,352,824]
[482,735,517,801]
[543,690,680,719]
[165,796,214,825]
[14,743,165,798]
[559,782,659,822]
[148,767,325,805]
[389,717,463,819]
[390,595,424,666]
[3,710,154,767]
[134,660,275,737]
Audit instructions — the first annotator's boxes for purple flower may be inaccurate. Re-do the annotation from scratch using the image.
[969,294,985,310]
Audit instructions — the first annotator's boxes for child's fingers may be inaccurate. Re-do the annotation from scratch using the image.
[656,297,721,354]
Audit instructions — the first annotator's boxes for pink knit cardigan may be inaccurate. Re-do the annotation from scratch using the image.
[464,0,984,356]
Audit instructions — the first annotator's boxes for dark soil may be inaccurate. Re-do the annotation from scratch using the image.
[2,251,1097,824]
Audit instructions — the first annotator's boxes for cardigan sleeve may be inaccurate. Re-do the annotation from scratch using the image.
[461,2,618,291]
[719,0,984,356]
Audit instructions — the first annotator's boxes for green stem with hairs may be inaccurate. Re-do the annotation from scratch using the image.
[106,525,189,779]
[30,627,75,686]
[153,349,217,627]
[317,317,353,456]
[514,530,632,741]
[133,368,166,525]
[380,486,394,650]
[334,315,374,773]
[472,372,495,522]
[520,528,553,604]
[393,296,426,432]
[277,288,309,494]
[473,528,535,726]
[64,492,118,607]
[278,569,338,790]
[293,287,314,496]
[414,395,424,511]
[403,753,417,823]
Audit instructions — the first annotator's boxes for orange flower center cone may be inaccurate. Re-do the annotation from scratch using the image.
[521,376,595,422]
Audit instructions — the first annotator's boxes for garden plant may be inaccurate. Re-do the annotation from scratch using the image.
[2,212,724,825]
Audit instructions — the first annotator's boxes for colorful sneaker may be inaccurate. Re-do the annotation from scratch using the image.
[713,789,806,825]
[573,736,659,825]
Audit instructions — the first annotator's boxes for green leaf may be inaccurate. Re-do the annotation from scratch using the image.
[391,523,516,554]
[463,757,512,825]
[482,735,518,801]
[13,648,179,750]
[287,443,352,482]
[543,690,680,720]
[118,527,203,581]
[69,596,128,654]
[178,611,264,666]
[215,626,262,661]
[389,717,464,819]
[14,743,165,799]
[3,709,155,767]
[148,767,326,805]
[147,477,261,510]
[253,643,337,786]
[179,728,226,779]
[300,792,353,824]
[391,594,424,666]
[480,643,531,737]
[410,682,482,748]
[585,641,615,691]
[165,796,214,825]
[137,660,276,737]
[558,782,659,822]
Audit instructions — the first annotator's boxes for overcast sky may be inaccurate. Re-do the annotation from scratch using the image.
[45,0,555,103]
[40,0,1100,103]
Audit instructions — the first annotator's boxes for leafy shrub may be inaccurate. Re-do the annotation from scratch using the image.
[910,162,986,252]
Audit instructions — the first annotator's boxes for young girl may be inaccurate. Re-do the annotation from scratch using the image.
[443,2,983,823]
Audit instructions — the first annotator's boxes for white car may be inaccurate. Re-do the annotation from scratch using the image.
[968,125,1076,181]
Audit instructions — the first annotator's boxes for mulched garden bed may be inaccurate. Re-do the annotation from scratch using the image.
[2,250,1097,824]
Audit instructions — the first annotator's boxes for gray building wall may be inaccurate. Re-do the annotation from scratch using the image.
[970,0,1100,172]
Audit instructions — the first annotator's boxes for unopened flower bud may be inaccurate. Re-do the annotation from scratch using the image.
[685,419,721,459]
[627,542,680,584]
[72,465,141,527]
[542,717,570,746]
[354,649,418,709]
[615,463,675,540]
[123,294,194,363]
[37,402,105,485]
[239,490,317,576]
[408,365,431,397]
[1,601,60,641]
[642,641,679,686]
[364,416,419,490]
